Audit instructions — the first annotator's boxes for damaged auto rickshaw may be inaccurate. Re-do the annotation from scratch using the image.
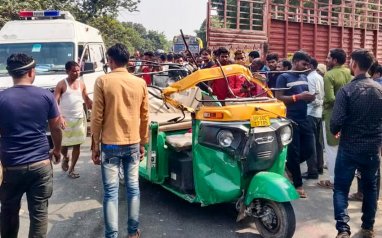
[141,64,299,238]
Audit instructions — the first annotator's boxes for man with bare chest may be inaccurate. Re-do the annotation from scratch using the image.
[54,61,92,178]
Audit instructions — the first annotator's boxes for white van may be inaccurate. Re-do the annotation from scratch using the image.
[0,10,107,104]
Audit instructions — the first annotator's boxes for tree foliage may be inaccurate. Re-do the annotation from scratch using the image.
[0,0,170,52]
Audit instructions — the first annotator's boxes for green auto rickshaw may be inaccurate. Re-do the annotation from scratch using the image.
[140,64,299,238]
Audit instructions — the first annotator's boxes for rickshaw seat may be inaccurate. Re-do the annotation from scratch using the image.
[159,121,192,132]
[150,113,192,132]
[165,133,192,151]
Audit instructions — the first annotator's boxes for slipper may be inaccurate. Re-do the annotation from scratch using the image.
[61,157,69,172]
[296,188,307,198]
[348,192,363,202]
[68,171,80,179]
[317,180,334,189]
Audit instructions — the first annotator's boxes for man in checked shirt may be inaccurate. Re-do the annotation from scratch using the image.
[331,49,382,238]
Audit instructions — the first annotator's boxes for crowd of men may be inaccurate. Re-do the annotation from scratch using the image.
[131,46,382,238]
[0,43,381,238]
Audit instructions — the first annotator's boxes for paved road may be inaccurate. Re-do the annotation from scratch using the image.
[17,138,382,238]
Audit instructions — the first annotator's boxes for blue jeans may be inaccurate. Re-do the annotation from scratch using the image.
[333,147,380,234]
[101,143,140,238]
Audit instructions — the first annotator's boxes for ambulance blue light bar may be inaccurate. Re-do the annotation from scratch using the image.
[19,10,61,18]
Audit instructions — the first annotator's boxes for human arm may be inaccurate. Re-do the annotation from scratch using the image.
[54,81,63,104]
[81,81,93,110]
[90,78,104,165]
[275,74,315,104]
[139,84,149,160]
[48,116,62,163]
[53,81,66,129]
[47,94,62,164]
[308,75,324,107]
[330,88,348,135]
[323,74,335,109]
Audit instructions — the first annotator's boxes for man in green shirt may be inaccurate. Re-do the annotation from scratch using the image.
[318,48,352,189]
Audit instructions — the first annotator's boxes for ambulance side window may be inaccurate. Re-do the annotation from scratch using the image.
[89,44,104,71]
[78,45,92,71]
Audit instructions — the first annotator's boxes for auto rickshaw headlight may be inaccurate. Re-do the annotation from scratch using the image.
[280,125,292,145]
[217,130,234,148]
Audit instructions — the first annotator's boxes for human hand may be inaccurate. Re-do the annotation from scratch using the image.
[92,145,101,165]
[49,148,61,164]
[59,116,67,130]
[297,91,316,102]
[139,145,145,162]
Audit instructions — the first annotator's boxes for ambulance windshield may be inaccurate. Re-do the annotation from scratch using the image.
[0,42,74,76]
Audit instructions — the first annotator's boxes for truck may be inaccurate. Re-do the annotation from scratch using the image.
[206,0,382,62]
[172,35,204,55]
[0,10,107,102]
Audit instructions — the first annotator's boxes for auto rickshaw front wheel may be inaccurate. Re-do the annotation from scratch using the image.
[245,200,296,238]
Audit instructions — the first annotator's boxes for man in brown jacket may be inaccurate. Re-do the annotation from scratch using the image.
[91,43,149,238]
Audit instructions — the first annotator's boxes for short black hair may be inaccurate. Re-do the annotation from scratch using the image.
[350,49,375,71]
[369,62,379,76]
[159,54,166,62]
[174,54,183,60]
[266,53,279,62]
[6,53,35,78]
[200,48,211,55]
[167,53,174,61]
[310,57,318,69]
[281,59,292,70]
[144,51,155,58]
[374,64,382,75]
[329,48,347,65]
[215,47,229,57]
[65,61,80,71]
[107,43,130,66]
[249,51,260,59]
[292,51,310,63]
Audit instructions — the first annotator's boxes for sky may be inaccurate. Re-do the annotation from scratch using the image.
[118,0,208,40]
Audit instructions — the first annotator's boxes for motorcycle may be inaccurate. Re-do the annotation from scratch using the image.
[139,64,299,238]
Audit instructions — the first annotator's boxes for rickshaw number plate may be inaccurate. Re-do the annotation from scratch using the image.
[250,115,270,127]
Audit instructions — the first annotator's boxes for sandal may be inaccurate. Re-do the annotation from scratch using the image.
[61,157,69,172]
[348,192,363,202]
[317,180,334,189]
[68,171,80,179]
[296,188,307,198]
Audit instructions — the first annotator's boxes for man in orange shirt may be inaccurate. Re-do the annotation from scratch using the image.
[91,43,149,238]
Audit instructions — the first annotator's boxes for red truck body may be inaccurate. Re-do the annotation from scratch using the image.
[207,0,382,62]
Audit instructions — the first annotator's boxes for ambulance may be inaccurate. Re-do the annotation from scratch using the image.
[0,10,107,146]
[0,10,107,104]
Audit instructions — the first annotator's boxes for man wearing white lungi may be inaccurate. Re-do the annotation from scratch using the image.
[54,61,92,178]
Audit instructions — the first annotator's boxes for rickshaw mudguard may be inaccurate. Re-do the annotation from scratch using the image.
[244,172,299,205]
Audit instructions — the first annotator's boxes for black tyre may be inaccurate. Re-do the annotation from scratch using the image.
[247,200,296,238]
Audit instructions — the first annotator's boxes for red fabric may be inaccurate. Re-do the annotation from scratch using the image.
[211,75,246,100]
[141,66,152,85]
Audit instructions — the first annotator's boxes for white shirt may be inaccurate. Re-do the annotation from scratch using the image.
[307,70,325,118]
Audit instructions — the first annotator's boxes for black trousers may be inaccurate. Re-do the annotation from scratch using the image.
[0,160,53,238]
[287,119,317,188]
[308,115,324,173]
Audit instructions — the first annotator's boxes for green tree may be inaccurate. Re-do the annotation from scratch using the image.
[0,0,171,52]
[0,0,140,27]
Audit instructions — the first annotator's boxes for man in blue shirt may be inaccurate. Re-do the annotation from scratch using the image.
[0,53,62,238]
[276,51,316,198]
